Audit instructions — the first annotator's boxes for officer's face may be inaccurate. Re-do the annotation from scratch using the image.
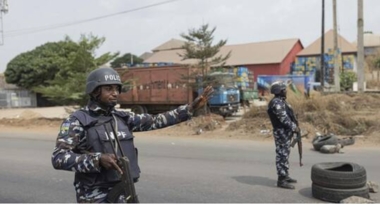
[280,89,287,98]
[99,84,120,105]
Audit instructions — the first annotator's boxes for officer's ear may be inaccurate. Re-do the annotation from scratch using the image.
[90,87,102,99]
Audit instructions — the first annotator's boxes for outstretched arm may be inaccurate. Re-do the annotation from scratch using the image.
[126,86,214,132]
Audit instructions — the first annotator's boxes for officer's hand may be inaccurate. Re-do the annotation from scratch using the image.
[190,86,214,112]
[100,153,123,174]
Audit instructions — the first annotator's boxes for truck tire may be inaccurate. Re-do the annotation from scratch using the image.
[338,137,355,146]
[311,162,367,189]
[131,105,146,114]
[312,135,338,151]
[312,183,369,203]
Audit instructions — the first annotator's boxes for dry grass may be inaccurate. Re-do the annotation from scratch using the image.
[228,88,380,139]
[366,79,380,89]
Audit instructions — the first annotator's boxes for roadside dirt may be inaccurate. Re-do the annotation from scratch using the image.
[0,92,379,148]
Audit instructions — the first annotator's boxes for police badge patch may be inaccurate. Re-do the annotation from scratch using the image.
[60,122,70,135]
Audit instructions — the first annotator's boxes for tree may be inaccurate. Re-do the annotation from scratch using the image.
[5,39,79,88]
[110,53,143,68]
[179,24,231,81]
[5,34,118,105]
[340,71,357,91]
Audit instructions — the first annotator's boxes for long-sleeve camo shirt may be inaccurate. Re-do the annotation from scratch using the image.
[51,100,192,202]
[268,96,297,132]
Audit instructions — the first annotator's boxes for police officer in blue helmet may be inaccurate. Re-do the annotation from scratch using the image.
[267,81,300,189]
[52,67,213,203]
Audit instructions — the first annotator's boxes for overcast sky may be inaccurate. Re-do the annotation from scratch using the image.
[0,0,379,73]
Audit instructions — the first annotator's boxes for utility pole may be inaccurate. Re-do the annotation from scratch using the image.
[320,0,325,89]
[0,0,8,46]
[357,0,365,92]
[333,0,340,91]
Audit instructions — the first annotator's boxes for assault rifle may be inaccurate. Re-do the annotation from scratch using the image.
[290,129,303,167]
[287,107,304,167]
[105,119,139,203]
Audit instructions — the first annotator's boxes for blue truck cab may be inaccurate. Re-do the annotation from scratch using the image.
[197,72,240,117]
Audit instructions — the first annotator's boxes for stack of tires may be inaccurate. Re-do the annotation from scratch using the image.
[311,162,370,203]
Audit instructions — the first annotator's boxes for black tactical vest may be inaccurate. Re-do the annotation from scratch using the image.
[267,97,295,130]
[72,110,140,189]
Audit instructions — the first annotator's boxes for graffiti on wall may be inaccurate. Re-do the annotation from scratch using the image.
[139,80,186,90]
[257,71,315,95]
[292,49,356,83]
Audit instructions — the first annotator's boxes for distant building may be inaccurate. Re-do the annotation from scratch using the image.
[0,73,37,108]
[295,29,357,83]
[139,52,153,61]
[144,38,304,81]
[353,32,380,56]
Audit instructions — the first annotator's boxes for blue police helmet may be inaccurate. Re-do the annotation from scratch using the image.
[270,81,287,95]
[86,67,122,94]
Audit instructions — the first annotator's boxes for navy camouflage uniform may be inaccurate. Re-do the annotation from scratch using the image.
[51,100,192,203]
[267,96,297,177]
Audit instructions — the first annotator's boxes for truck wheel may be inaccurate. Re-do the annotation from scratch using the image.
[311,162,367,189]
[131,105,146,114]
[142,106,148,113]
[312,183,369,203]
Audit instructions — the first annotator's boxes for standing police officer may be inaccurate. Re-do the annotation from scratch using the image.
[267,81,299,189]
[51,67,213,203]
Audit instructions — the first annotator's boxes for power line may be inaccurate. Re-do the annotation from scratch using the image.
[5,0,181,38]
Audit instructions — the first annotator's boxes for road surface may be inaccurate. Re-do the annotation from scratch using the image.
[0,132,378,203]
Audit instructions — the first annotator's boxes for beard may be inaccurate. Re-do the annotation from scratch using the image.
[99,100,117,109]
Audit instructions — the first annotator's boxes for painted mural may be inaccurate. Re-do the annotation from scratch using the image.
[292,49,356,83]
[257,71,316,96]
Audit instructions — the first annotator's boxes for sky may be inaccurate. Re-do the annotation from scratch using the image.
[0,0,379,73]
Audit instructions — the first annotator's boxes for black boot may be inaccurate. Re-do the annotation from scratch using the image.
[285,176,297,183]
[277,176,295,189]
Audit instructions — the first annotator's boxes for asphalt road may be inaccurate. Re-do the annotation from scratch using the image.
[0,132,379,203]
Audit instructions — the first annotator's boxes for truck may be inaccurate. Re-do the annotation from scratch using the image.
[116,65,240,117]
[212,66,258,107]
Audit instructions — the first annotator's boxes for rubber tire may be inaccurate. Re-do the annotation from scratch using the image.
[338,137,355,146]
[312,183,370,203]
[142,106,148,114]
[311,162,367,189]
[312,135,339,151]
[131,105,145,114]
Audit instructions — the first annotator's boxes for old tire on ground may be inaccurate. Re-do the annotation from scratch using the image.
[338,137,356,146]
[311,162,367,189]
[131,105,146,114]
[312,183,370,203]
[312,135,338,151]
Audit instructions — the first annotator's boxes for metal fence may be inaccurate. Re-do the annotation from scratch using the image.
[0,89,37,108]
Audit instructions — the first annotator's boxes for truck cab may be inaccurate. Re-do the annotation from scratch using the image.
[198,72,240,117]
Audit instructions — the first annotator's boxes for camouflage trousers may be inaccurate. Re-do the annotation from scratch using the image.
[273,129,292,177]
[75,184,128,203]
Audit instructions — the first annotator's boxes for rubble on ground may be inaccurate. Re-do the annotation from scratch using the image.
[368,181,379,193]
[340,196,374,203]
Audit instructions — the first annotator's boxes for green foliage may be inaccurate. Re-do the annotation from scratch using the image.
[340,71,357,91]
[6,34,119,106]
[110,53,143,68]
[5,39,79,88]
[179,24,231,88]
